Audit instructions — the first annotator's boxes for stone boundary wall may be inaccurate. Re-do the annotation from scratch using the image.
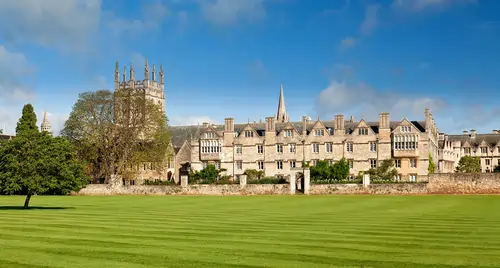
[77,173,500,196]
[309,183,428,195]
[77,184,290,196]
[428,173,500,194]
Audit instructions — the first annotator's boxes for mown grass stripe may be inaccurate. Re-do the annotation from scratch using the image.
[1,195,500,267]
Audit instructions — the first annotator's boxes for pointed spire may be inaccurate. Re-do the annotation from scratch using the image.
[152,64,157,82]
[130,61,135,81]
[123,66,127,82]
[115,61,120,82]
[144,59,149,81]
[276,83,289,123]
[159,64,164,85]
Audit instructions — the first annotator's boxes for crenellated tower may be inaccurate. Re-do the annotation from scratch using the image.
[114,60,166,114]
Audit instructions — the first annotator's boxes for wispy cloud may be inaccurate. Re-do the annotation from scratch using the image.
[360,4,381,36]
[340,37,356,48]
[198,0,267,26]
[392,0,476,12]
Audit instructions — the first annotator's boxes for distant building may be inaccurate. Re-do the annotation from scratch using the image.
[40,110,52,134]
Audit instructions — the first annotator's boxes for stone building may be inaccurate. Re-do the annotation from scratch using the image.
[438,130,500,173]
[40,110,52,134]
[114,61,176,183]
[168,85,440,182]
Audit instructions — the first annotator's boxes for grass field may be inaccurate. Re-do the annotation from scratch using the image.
[1,195,500,268]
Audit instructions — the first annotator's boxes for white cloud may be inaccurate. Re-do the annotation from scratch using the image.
[315,80,500,134]
[360,4,381,35]
[0,0,101,52]
[341,37,356,48]
[169,115,217,126]
[0,46,37,135]
[105,1,169,36]
[392,0,476,12]
[198,0,267,26]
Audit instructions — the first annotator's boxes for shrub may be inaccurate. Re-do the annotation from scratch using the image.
[310,158,350,183]
[143,179,175,185]
[247,176,287,184]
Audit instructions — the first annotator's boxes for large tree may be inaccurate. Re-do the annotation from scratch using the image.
[61,89,171,184]
[0,104,89,208]
[366,159,398,182]
[455,155,481,173]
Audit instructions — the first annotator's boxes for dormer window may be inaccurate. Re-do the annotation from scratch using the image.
[314,129,324,136]
[401,126,412,132]
[284,130,293,137]
[244,130,254,138]
[204,132,216,139]
[464,148,471,154]
[481,147,487,154]
[358,128,368,135]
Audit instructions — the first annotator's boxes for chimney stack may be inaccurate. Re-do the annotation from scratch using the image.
[224,118,234,132]
[470,129,476,138]
[334,114,345,135]
[301,116,307,136]
[349,116,354,123]
[463,130,468,135]
[202,122,209,128]
[379,112,390,129]
[266,117,275,132]
[493,130,499,134]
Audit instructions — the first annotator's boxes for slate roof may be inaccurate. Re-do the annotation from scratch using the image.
[446,133,500,147]
[168,120,427,148]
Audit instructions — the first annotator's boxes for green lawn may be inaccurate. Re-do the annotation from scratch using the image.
[1,196,500,267]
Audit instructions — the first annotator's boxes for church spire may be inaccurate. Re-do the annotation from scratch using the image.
[276,84,289,122]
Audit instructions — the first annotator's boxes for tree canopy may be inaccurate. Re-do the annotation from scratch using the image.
[493,165,500,173]
[310,158,350,183]
[0,104,89,208]
[366,159,398,183]
[61,89,172,184]
[455,155,481,173]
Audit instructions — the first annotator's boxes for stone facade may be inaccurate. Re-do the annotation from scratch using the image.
[427,173,500,194]
[437,131,500,173]
[168,85,440,182]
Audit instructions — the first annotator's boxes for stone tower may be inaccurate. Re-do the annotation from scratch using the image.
[40,110,52,134]
[114,60,166,114]
[276,84,289,123]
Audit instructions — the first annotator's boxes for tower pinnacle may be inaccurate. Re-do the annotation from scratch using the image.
[276,84,289,123]
[144,59,149,81]
[41,110,52,134]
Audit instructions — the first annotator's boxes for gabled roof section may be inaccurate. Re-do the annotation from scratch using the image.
[354,118,376,135]
[311,118,328,130]
[239,123,260,137]
[201,125,222,138]
[279,121,300,136]
[394,118,422,133]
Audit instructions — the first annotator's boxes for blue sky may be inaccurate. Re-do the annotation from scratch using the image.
[0,0,499,135]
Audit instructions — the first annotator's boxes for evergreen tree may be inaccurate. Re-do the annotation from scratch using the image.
[0,105,89,208]
[15,104,38,137]
[428,153,436,174]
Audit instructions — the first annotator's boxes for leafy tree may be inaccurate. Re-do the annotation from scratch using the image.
[244,169,265,180]
[428,153,436,174]
[366,159,398,182]
[455,155,481,173]
[61,89,171,184]
[189,164,227,184]
[310,158,350,183]
[0,104,89,208]
[493,165,500,173]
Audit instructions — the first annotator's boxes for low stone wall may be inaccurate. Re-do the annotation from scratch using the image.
[428,173,500,194]
[309,183,428,195]
[77,183,290,196]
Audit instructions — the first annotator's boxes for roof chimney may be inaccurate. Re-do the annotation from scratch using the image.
[493,130,499,134]
[463,130,468,135]
[202,122,209,128]
[470,129,476,138]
